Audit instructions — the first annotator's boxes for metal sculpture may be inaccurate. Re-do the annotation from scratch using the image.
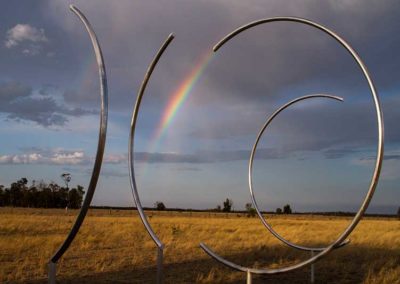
[200,95,345,282]
[200,17,384,283]
[129,33,175,284]
[48,5,108,283]
[249,95,348,252]
[248,94,349,283]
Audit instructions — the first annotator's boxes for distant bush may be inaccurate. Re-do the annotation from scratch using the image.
[245,203,256,217]
[223,198,233,212]
[283,204,292,214]
[155,201,166,211]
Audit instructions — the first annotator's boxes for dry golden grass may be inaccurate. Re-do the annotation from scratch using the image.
[0,207,399,283]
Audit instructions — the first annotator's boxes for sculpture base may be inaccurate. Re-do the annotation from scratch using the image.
[48,262,56,284]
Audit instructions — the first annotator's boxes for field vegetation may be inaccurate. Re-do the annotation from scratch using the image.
[0,208,399,283]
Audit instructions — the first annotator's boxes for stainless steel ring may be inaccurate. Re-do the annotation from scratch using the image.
[129,34,175,249]
[249,94,349,252]
[50,5,108,264]
[200,16,384,274]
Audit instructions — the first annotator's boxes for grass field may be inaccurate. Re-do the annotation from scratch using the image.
[0,208,399,283]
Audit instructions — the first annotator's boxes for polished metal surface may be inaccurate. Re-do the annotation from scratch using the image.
[246,270,252,284]
[128,33,173,249]
[201,16,384,275]
[249,94,348,252]
[49,5,108,265]
[128,34,174,284]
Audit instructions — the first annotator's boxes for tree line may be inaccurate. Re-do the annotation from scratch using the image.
[0,178,85,209]
[214,198,293,216]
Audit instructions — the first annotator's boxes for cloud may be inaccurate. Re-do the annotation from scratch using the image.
[0,81,31,101]
[5,24,48,55]
[132,148,289,164]
[355,150,400,181]
[0,148,90,165]
[190,96,400,157]
[173,166,202,172]
[322,148,360,159]
[0,147,289,166]
[0,81,95,126]
[103,154,127,164]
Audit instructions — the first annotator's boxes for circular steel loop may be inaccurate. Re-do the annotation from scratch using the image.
[200,17,384,274]
[249,94,349,252]
[129,34,175,249]
[50,5,108,263]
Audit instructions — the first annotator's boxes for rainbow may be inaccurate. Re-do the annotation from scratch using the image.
[150,51,214,150]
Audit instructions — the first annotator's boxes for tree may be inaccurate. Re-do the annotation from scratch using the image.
[61,173,71,189]
[0,185,4,206]
[155,201,166,211]
[215,205,221,212]
[283,204,292,214]
[276,208,282,214]
[9,178,28,207]
[0,178,85,209]
[222,198,233,212]
[245,203,256,217]
[397,206,400,220]
[68,187,84,209]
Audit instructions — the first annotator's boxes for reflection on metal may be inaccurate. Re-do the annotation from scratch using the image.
[129,34,174,284]
[246,269,252,284]
[249,94,349,251]
[201,16,384,279]
[48,5,108,283]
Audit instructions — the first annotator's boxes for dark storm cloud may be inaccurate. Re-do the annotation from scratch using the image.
[190,95,400,157]
[0,81,95,126]
[0,81,31,101]
[2,0,399,110]
[2,1,399,111]
[322,148,360,159]
[360,154,400,161]
[1,0,400,154]
[39,0,400,110]
[134,147,289,164]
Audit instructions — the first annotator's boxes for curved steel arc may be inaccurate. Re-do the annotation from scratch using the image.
[129,34,175,249]
[201,17,384,274]
[249,94,349,252]
[200,95,345,274]
[50,5,108,263]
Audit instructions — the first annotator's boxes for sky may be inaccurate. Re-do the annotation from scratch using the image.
[0,0,399,213]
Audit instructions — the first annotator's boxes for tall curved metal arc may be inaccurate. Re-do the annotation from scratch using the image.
[201,17,384,274]
[129,34,174,249]
[50,5,108,264]
[249,94,349,252]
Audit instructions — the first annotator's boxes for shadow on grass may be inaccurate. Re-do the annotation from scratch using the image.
[22,244,398,284]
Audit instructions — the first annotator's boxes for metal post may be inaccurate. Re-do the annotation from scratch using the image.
[48,262,56,284]
[157,247,164,284]
[246,270,252,284]
[310,251,315,283]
